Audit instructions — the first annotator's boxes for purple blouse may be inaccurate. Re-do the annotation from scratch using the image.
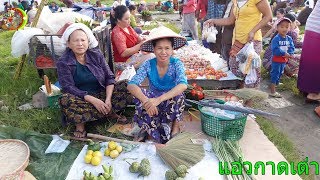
[57,48,115,98]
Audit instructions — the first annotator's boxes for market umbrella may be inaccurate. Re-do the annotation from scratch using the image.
[186,99,280,117]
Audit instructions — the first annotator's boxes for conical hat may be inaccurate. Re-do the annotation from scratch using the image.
[141,26,187,52]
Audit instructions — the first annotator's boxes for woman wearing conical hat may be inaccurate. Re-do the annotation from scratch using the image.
[127,26,188,144]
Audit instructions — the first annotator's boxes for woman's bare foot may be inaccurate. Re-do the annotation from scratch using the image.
[171,120,181,138]
[74,123,86,138]
[108,112,128,124]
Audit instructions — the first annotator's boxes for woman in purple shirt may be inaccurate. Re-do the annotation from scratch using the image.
[57,23,131,138]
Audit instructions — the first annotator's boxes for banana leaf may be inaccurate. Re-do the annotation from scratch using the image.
[0,126,82,180]
[186,99,280,117]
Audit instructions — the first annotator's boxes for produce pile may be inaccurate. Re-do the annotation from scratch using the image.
[83,165,114,180]
[84,140,123,166]
[127,158,151,177]
[174,44,229,80]
[165,165,189,180]
[211,139,254,180]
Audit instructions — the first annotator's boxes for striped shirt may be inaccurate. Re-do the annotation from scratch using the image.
[305,1,320,34]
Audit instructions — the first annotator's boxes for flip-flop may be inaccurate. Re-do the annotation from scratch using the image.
[305,98,320,104]
[107,113,129,124]
[73,130,87,138]
[133,129,147,142]
[269,92,282,98]
[171,132,181,139]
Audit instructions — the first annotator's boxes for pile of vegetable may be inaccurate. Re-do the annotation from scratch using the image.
[174,44,229,80]
[83,165,114,180]
[185,67,228,80]
[84,140,103,166]
[165,164,188,180]
[211,139,254,180]
[127,158,151,177]
[104,141,123,159]
[186,83,205,101]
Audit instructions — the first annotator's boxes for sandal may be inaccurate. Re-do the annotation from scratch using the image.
[107,113,129,124]
[133,129,147,142]
[269,92,282,98]
[73,130,87,138]
[305,98,320,104]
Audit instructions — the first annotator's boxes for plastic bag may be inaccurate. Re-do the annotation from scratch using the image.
[11,28,45,57]
[118,65,136,81]
[245,68,258,85]
[236,42,261,74]
[202,25,218,43]
[45,135,70,154]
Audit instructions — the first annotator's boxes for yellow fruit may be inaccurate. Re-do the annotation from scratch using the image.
[105,148,111,156]
[116,146,123,153]
[93,151,103,158]
[86,150,93,155]
[91,156,102,166]
[109,150,119,159]
[108,141,117,150]
[84,154,92,164]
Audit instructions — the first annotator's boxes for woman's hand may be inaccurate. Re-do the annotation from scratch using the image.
[105,98,112,114]
[204,19,216,27]
[146,106,159,117]
[143,98,161,111]
[85,95,110,115]
[248,31,255,42]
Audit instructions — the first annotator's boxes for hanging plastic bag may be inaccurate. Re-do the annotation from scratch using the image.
[202,25,218,43]
[237,42,261,74]
[245,68,258,85]
[207,26,218,43]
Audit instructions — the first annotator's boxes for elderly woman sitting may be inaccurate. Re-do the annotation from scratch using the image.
[57,23,132,138]
[127,26,188,144]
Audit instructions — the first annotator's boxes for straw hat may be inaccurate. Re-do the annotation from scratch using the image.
[140,26,187,52]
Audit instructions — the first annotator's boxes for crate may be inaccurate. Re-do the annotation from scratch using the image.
[198,102,247,141]
[28,26,112,70]
[28,35,62,69]
[47,94,61,109]
[188,79,241,90]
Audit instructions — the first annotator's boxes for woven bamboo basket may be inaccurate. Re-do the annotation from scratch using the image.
[0,139,30,180]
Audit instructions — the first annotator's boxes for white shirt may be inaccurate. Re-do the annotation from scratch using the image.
[305,0,320,34]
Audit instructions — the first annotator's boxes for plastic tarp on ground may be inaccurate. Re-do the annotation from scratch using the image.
[66,141,223,180]
[0,126,81,180]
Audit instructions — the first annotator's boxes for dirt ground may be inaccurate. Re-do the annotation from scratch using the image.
[260,80,320,166]
[155,13,320,178]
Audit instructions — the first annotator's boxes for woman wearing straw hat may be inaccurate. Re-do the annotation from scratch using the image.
[57,23,132,138]
[127,26,188,144]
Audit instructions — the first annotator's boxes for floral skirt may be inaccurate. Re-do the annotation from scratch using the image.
[59,80,132,125]
[229,40,262,88]
[133,89,185,144]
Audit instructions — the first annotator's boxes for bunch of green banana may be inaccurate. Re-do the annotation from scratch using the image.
[83,164,114,180]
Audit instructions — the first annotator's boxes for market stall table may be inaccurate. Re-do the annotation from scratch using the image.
[65,142,223,180]
[174,43,241,89]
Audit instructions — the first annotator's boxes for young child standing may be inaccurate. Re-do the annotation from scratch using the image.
[270,17,295,98]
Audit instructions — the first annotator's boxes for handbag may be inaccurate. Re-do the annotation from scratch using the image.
[229,40,245,58]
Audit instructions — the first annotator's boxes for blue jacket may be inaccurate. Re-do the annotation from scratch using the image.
[271,34,295,63]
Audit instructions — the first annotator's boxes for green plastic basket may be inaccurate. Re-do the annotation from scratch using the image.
[198,103,248,141]
[47,94,61,109]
